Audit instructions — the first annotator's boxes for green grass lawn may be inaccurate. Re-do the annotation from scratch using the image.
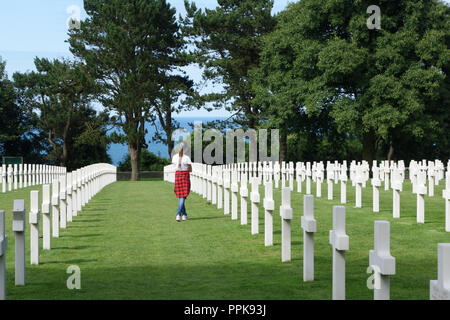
[0,178,448,300]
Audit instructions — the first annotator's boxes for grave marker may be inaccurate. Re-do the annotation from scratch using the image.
[442,171,450,232]
[1,164,5,193]
[327,162,334,200]
[369,221,396,300]
[13,164,18,190]
[280,187,293,262]
[430,243,450,300]
[340,164,347,204]
[0,210,7,299]
[329,206,349,300]
[60,175,67,228]
[67,172,73,223]
[12,199,26,286]
[416,170,427,223]
[42,185,51,250]
[52,179,60,238]
[240,172,248,225]
[306,162,312,194]
[301,195,316,281]
[263,181,274,246]
[392,168,403,219]
[250,178,260,234]
[231,170,238,220]
[29,190,40,265]
[223,169,230,215]
[274,162,280,189]
[372,166,381,212]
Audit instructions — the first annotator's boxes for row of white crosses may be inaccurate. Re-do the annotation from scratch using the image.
[163,160,450,300]
[0,164,65,193]
[0,163,116,299]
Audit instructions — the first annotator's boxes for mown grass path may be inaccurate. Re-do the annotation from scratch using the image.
[0,179,449,299]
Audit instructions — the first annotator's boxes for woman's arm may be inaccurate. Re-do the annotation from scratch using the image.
[188,164,192,172]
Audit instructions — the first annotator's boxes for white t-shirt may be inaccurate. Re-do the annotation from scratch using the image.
[172,154,192,171]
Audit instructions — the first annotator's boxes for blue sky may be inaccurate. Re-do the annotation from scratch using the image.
[0,0,293,118]
[1,0,449,117]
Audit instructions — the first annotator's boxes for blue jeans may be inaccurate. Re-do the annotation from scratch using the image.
[177,197,187,216]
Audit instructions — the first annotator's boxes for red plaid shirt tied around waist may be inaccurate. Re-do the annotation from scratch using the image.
[174,171,191,198]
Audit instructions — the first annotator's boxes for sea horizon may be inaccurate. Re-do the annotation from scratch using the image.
[108,116,228,166]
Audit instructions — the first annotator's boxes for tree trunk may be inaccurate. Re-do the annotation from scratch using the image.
[387,141,394,161]
[280,133,287,162]
[129,145,141,181]
[362,129,376,164]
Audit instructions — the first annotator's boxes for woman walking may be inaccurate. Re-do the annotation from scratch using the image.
[172,143,192,221]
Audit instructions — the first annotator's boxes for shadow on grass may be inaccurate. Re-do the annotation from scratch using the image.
[41,258,98,265]
[51,245,94,250]
[63,233,102,238]
[189,216,228,221]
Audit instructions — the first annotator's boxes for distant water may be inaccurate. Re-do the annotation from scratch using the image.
[108,117,228,166]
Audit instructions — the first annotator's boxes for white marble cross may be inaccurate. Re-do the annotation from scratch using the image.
[223,169,230,215]
[263,180,274,246]
[13,164,18,190]
[23,164,28,188]
[329,206,349,300]
[327,162,334,200]
[428,161,435,197]
[12,199,26,286]
[19,164,23,189]
[416,170,427,223]
[316,162,324,198]
[42,184,51,250]
[306,162,312,194]
[240,171,248,225]
[211,168,217,205]
[207,165,212,202]
[250,178,260,234]
[296,162,302,193]
[391,167,403,219]
[334,161,340,184]
[430,243,450,300]
[72,171,79,217]
[340,163,347,204]
[1,164,6,193]
[280,187,293,262]
[60,175,67,229]
[384,161,390,191]
[52,179,60,238]
[274,162,280,189]
[369,221,396,300]
[372,166,382,212]
[0,210,7,300]
[231,169,239,220]
[67,172,73,223]
[301,195,316,281]
[288,161,294,191]
[7,165,13,192]
[442,171,450,232]
[355,165,364,208]
[29,190,40,265]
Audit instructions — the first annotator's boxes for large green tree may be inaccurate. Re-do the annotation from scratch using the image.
[0,58,46,162]
[69,0,186,180]
[254,0,450,163]
[182,0,277,129]
[14,58,110,169]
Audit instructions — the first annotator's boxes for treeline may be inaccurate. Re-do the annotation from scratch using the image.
[1,0,449,179]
